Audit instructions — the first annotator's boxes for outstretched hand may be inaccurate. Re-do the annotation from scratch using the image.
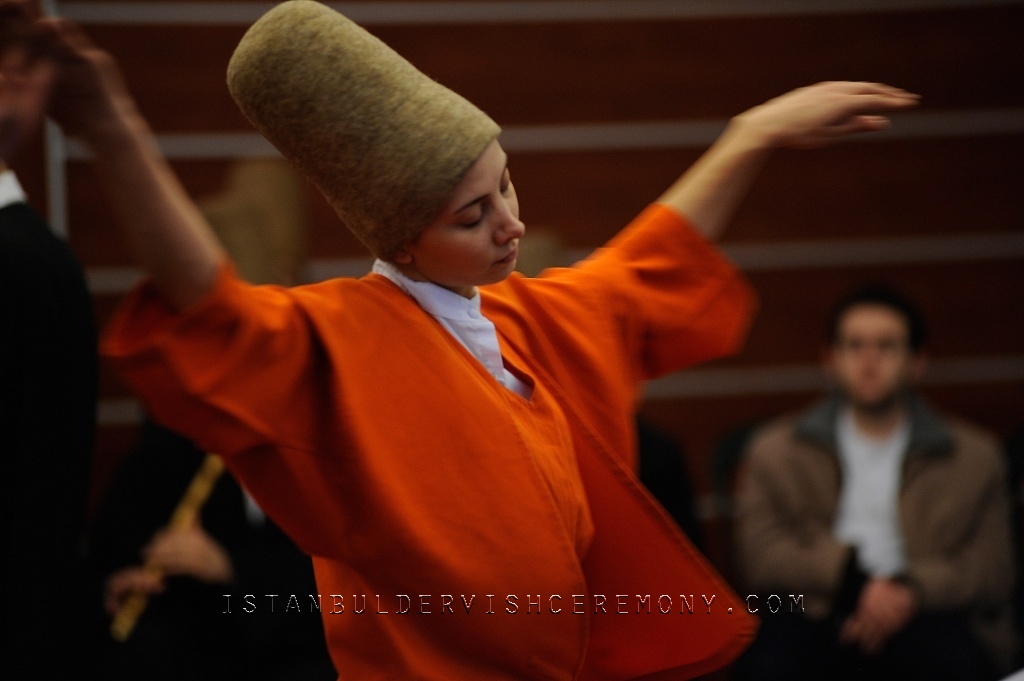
[735,81,920,150]
[655,80,920,240]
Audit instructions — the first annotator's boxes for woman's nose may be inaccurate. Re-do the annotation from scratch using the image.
[494,204,524,243]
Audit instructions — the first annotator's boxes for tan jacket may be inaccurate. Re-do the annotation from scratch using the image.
[734,395,1016,669]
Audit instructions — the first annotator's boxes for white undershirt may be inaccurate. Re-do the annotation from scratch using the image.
[0,170,27,210]
[372,259,532,399]
[833,408,911,577]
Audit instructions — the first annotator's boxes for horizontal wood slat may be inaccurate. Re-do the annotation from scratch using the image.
[66,134,1024,264]
[75,6,1024,131]
[89,259,1024,400]
[738,261,1024,364]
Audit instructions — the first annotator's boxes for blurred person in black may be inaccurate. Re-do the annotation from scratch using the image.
[0,19,97,674]
[0,164,97,678]
[0,8,97,674]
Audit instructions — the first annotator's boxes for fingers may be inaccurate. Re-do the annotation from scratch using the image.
[38,17,88,55]
[739,79,920,150]
[839,615,862,645]
[856,578,916,630]
[840,579,917,656]
[822,84,919,139]
[813,80,920,103]
[838,80,917,95]
[841,612,892,655]
[145,524,235,583]
[847,93,920,116]
[821,82,919,130]
[857,620,889,655]
[809,115,890,146]
[103,567,165,615]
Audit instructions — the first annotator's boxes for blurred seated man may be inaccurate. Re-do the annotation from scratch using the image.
[733,285,1015,681]
[90,420,335,681]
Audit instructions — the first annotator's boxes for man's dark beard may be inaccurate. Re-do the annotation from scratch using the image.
[850,388,907,416]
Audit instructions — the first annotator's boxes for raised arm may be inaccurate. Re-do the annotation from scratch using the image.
[38,18,225,310]
[0,2,223,310]
[659,81,919,240]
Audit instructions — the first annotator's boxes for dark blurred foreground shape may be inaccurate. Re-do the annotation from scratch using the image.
[0,173,98,678]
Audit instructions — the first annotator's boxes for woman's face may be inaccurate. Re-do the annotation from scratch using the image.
[393,139,524,298]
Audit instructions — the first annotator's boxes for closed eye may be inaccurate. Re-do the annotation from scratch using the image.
[459,206,485,227]
[454,163,510,226]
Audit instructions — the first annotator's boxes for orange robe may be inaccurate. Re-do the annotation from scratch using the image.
[104,203,759,680]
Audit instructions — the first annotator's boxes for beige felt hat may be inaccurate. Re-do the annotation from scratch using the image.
[227,0,500,260]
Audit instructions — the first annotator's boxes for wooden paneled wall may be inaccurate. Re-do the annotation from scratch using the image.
[16,1,1023,569]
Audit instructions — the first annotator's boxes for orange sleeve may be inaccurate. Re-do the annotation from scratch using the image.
[484,204,758,473]
[577,203,758,380]
[101,260,324,457]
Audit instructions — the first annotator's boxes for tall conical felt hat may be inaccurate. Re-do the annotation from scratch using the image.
[226,0,501,260]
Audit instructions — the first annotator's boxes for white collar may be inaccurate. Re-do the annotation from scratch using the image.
[372,259,485,323]
[371,259,532,399]
[0,170,27,210]
[838,407,910,453]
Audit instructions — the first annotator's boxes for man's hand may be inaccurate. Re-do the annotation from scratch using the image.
[142,523,236,585]
[103,523,235,616]
[734,81,920,150]
[839,577,919,655]
[104,565,165,615]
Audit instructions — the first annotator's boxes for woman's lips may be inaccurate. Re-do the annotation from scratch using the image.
[495,247,518,265]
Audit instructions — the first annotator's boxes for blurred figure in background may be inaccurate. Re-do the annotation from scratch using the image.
[90,421,335,681]
[733,285,1016,681]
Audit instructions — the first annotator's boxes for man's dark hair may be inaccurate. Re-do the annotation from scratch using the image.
[827,284,927,351]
